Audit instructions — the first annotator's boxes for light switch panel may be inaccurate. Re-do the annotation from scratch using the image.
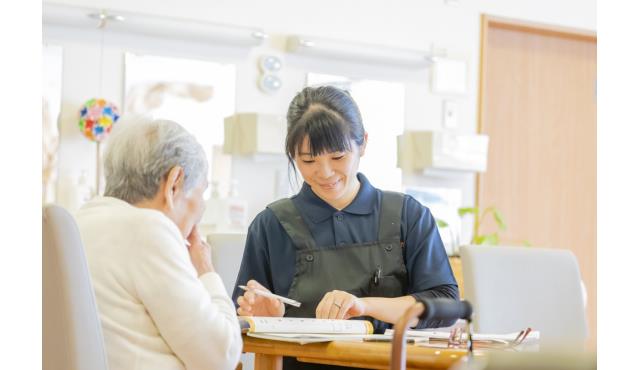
[443,100,458,129]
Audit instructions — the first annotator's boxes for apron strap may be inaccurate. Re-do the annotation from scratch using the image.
[378,191,404,243]
[267,198,316,251]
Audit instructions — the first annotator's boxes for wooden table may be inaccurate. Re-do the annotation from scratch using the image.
[243,335,471,370]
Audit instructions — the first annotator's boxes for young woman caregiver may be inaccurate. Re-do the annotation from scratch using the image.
[233,86,459,367]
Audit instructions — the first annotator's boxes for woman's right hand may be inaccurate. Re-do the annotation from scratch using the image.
[186,227,214,277]
[236,279,285,317]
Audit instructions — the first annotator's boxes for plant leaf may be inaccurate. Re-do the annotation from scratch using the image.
[522,240,532,247]
[481,206,494,219]
[436,219,449,228]
[485,233,499,245]
[458,207,478,217]
[475,235,487,245]
[492,209,507,230]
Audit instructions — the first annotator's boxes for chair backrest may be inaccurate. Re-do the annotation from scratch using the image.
[460,245,588,348]
[43,205,109,370]
[207,232,247,296]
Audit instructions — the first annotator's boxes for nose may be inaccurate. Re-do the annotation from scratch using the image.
[317,160,335,178]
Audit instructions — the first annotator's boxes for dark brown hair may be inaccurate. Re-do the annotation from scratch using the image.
[285,86,365,173]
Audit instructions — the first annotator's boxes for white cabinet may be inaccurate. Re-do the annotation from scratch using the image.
[397,131,489,172]
[223,113,287,155]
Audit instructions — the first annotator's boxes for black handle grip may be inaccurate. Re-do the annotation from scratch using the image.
[417,298,473,322]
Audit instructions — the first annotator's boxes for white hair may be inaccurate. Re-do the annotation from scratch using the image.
[103,115,208,204]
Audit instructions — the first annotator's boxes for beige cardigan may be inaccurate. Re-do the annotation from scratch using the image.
[76,196,242,370]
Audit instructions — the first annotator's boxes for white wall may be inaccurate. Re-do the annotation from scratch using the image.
[45,0,596,240]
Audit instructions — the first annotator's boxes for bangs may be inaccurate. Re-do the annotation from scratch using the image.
[287,109,353,158]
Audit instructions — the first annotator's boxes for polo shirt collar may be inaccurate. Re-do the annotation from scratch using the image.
[296,173,377,223]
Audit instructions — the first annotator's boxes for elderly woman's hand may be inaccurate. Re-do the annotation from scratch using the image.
[316,290,366,320]
[236,279,285,317]
[186,227,214,277]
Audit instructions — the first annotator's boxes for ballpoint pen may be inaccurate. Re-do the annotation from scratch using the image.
[238,285,302,307]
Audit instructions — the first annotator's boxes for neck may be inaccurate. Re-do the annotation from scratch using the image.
[133,194,166,214]
[323,178,361,211]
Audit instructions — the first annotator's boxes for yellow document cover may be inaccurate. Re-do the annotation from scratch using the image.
[239,316,374,343]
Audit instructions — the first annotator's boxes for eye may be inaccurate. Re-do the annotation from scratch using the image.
[332,155,345,160]
[302,159,315,164]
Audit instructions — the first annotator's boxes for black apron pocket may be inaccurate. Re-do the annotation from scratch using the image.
[368,274,404,297]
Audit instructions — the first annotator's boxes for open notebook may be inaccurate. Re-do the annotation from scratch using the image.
[239,316,377,344]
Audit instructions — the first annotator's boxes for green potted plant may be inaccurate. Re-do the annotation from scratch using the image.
[436,205,530,256]
[458,206,506,245]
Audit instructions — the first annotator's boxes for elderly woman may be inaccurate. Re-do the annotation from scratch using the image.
[75,117,242,370]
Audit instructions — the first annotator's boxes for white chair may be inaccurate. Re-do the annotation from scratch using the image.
[43,205,109,370]
[207,232,247,296]
[207,232,250,370]
[460,245,588,349]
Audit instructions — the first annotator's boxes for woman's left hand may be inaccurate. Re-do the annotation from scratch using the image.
[315,290,367,320]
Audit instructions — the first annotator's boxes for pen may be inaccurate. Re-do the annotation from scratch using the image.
[238,285,302,307]
[363,337,419,343]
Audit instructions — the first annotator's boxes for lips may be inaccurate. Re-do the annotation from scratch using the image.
[318,179,341,190]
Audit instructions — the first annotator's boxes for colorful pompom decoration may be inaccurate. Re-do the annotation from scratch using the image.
[78,98,120,142]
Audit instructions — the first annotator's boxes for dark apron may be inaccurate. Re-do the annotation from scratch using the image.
[267,191,408,370]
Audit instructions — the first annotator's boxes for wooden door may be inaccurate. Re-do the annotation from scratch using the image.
[477,16,597,349]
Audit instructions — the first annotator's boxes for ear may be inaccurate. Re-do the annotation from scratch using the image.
[162,166,184,211]
[358,132,369,157]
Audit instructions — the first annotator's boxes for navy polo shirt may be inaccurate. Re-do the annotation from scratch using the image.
[233,173,459,328]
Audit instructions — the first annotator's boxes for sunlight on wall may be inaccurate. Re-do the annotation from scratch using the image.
[124,53,236,196]
[43,44,63,204]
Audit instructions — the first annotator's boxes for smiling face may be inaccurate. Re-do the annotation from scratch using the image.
[295,135,366,210]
